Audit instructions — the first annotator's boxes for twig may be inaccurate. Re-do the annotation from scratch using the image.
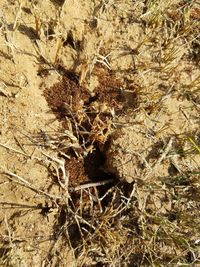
[2,170,61,199]
[72,178,114,192]
[94,187,103,213]
[75,213,96,231]
[41,152,69,202]
[151,137,174,171]
[4,215,13,245]
[0,202,54,210]
[13,134,27,155]
[0,142,29,157]
[126,182,137,207]
[99,186,116,201]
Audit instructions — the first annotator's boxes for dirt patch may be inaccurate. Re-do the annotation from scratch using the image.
[43,66,126,116]
[44,70,90,119]
[65,157,89,186]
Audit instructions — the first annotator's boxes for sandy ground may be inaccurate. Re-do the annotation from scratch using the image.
[0,0,200,266]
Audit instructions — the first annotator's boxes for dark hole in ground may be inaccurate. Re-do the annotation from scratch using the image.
[67,145,117,208]
[83,146,104,181]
